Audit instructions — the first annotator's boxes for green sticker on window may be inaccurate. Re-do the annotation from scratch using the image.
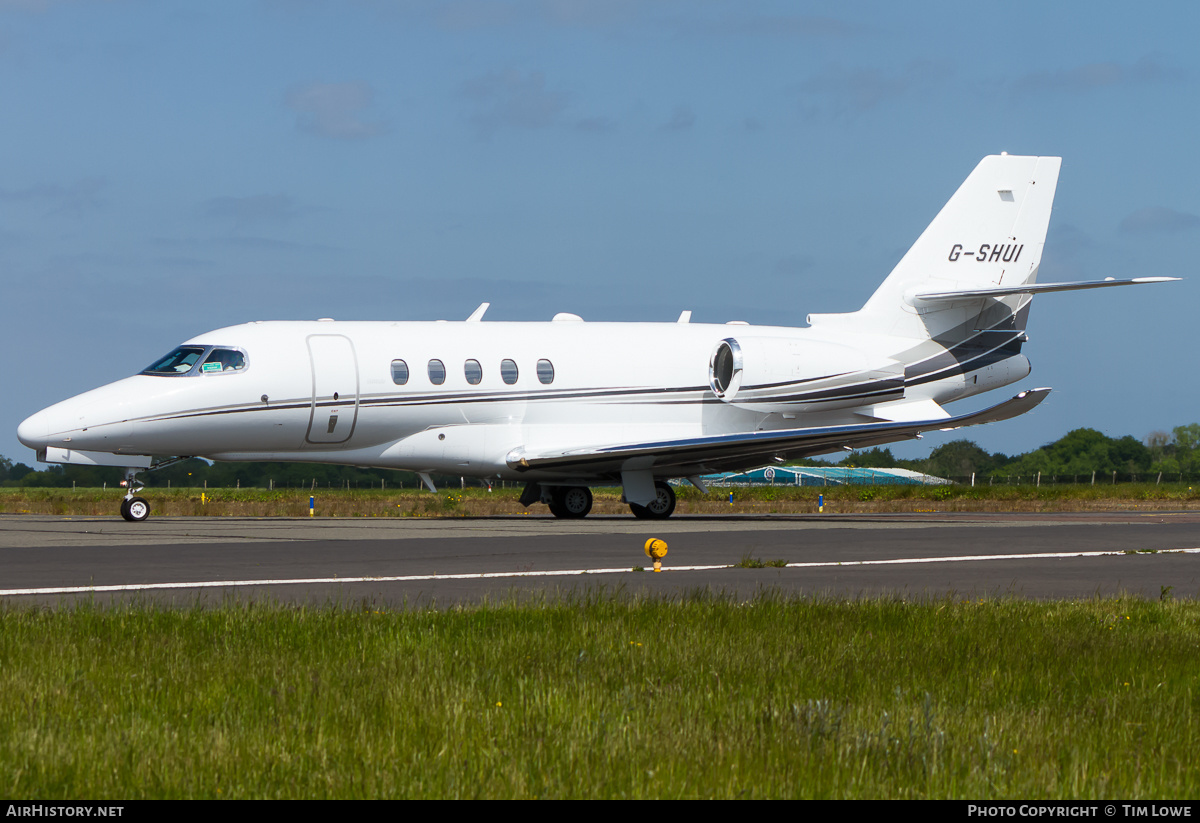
[201,362,222,373]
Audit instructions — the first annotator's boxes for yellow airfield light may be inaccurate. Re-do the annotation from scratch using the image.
[644,538,668,572]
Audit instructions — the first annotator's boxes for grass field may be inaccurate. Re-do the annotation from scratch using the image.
[2,482,1198,518]
[4,484,1198,798]
[2,595,1198,799]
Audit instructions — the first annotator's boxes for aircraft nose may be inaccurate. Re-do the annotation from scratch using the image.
[17,409,50,450]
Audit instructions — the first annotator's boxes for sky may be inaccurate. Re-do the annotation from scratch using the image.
[2,0,1197,465]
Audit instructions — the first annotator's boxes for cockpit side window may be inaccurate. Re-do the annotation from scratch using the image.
[142,346,207,376]
[199,348,246,374]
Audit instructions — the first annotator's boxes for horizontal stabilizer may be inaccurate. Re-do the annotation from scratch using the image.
[906,277,1179,306]
[507,389,1050,476]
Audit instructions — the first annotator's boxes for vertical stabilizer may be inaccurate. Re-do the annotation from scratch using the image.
[809,154,1061,341]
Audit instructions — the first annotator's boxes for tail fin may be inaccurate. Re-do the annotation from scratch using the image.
[809,154,1061,341]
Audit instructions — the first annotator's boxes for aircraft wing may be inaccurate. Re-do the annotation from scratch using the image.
[507,388,1050,477]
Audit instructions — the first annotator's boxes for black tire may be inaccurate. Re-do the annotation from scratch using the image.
[122,496,150,522]
[552,486,593,519]
[629,482,676,519]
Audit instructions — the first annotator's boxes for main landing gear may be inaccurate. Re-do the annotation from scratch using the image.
[524,480,678,520]
[120,467,150,522]
[629,481,676,520]
[548,486,593,519]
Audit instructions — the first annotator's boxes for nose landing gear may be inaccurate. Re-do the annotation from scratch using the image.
[120,467,151,522]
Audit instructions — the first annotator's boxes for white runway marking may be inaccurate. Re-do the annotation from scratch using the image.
[2,547,1197,597]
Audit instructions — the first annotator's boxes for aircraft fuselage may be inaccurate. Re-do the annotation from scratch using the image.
[17,317,1027,482]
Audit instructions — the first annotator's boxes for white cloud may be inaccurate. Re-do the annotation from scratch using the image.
[285,82,388,140]
[202,194,301,227]
[667,12,865,39]
[660,105,695,132]
[1013,57,1184,96]
[1119,207,1200,234]
[794,61,948,117]
[461,69,568,137]
[0,178,106,218]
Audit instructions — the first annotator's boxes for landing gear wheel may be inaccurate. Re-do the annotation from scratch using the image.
[629,482,676,520]
[550,486,593,519]
[121,496,150,522]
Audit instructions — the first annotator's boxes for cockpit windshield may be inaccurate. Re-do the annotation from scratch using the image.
[141,346,247,376]
[142,346,206,375]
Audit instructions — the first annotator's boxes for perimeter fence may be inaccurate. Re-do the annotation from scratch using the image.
[940,471,1200,487]
[697,468,1200,488]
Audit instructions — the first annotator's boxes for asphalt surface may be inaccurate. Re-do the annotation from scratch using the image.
[1,511,1198,607]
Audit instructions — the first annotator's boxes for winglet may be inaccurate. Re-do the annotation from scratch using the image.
[936,387,1051,431]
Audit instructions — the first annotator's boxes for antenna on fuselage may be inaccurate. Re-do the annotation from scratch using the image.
[466,303,490,322]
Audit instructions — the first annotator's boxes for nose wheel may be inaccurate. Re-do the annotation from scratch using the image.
[120,496,151,522]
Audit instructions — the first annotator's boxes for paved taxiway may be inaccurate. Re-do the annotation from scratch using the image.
[1,512,1198,606]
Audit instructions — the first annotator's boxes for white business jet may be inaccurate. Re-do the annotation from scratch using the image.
[17,154,1176,521]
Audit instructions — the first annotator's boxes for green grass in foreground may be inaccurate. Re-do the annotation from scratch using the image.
[1,482,1198,517]
[2,595,1199,799]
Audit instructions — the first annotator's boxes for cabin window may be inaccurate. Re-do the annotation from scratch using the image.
[428,359,446,385]
[391,359,409,385]
[142,346,207,376]
[500,359,519,385]
[464,359,482,385]
[537,359,554,385]
[199,348,246,374]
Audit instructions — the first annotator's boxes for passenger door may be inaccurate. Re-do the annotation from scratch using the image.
[306,334,359,444]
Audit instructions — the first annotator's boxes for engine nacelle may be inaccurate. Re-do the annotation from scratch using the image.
[708,336,905,413]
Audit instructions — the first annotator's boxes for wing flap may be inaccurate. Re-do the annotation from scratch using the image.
[507,388,1050,476]
[863,397,950,423]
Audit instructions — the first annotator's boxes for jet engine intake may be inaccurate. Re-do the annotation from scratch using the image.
[707,335,905,413]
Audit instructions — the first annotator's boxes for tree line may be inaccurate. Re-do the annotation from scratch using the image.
[2,423,1199,488]
[813,423,1200,481]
